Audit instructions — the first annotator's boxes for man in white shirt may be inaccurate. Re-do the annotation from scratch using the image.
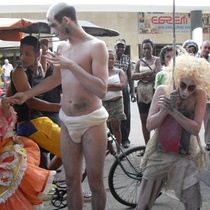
[2,59,13,88]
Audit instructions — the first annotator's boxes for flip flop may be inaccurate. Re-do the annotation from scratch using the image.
[83,190,92,198]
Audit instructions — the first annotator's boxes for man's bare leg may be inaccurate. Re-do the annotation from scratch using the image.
[60,123,84,210]
[83,122,107,210]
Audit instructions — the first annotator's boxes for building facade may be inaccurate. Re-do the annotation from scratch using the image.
[0,11,210,66]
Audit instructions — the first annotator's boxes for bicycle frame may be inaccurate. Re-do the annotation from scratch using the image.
[75,129,141,183]
[107,129,142,180]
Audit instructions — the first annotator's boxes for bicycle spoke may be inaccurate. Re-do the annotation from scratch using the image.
[108,146,145,207]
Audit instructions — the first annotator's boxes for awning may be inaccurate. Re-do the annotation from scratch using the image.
[0,18,119,41]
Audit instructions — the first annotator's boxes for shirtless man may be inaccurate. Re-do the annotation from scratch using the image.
[12,2,109,210]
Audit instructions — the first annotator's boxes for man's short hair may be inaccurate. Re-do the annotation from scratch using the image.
[55,6,77,22]
[47,3,77,23]
[21,36,40,53]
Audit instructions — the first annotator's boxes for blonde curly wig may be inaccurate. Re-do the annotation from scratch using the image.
[165,54,210,97]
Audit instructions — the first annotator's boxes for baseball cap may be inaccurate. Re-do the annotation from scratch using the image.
[115,39,126,46]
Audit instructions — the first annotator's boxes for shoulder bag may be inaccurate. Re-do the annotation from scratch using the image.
[136,58,154,104]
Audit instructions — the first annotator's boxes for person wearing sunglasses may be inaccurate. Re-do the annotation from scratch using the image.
[136,54,210,210]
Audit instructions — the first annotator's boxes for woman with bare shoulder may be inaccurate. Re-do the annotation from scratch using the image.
[132,39,162,145]
[136,54,210,210]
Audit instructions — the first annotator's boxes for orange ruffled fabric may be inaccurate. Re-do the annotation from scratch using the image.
[0,136,56,210]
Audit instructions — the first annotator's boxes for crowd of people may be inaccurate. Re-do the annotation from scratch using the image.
[0,2,210,210]
[134,39,210,210]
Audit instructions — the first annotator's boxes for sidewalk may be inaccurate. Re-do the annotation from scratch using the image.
[42,150,210,210]
[42,102,210,210]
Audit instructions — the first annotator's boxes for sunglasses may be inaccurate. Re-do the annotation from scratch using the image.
[179,82,196,92]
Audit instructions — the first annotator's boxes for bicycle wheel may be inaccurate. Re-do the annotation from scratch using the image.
[108,146,145,208]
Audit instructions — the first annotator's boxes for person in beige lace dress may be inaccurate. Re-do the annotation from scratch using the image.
[136,54,210,210]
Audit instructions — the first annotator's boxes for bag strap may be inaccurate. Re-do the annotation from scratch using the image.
[140,58,152,70]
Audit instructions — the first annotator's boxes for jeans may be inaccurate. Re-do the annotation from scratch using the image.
[121,88,131,143]
[204,104,210,144]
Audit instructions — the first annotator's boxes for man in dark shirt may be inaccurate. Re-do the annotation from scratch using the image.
[114,39,136,148]
[8,35,62,170]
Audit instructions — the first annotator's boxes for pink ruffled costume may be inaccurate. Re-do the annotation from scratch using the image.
[0,104,56,210]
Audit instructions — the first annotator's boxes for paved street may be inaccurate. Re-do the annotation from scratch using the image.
[43,102,210,210]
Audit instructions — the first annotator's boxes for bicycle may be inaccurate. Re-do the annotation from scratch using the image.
[51,129,146,209]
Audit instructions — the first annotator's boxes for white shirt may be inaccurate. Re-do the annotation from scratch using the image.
[2,63,13,77]
[102,70,122,101]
